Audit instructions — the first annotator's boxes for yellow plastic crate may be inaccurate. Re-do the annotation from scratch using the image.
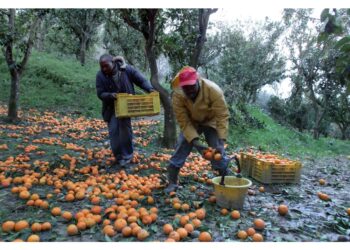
[240,152,256,177]
[252,159,302,184]
[115,92,160,118]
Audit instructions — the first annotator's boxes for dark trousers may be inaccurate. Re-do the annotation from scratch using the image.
[169,126,228,171]
[108,116,133,161]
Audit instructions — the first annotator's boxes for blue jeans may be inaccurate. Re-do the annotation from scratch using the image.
[169,126,229,171]
[108,116,133,161]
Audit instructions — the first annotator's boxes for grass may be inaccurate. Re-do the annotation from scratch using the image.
[0,51,101,118]
[229,106,350,158]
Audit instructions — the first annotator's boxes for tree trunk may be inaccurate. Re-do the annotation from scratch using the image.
[7,70,20,121]
[313,108,325,140]
[189,9,217,69]
[79,37,87,66]
[144,13,176,148]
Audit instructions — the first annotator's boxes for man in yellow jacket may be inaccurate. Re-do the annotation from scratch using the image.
[165,66,230,193]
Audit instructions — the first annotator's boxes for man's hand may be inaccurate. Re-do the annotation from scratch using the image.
[216,138,225,154]
[192,138,208,152]
[110,93,117,99]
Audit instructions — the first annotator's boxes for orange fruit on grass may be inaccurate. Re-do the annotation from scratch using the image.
[41,222,52,231]
[221,208,229,215]
[31,223,42,232]
[114,218,127,232]
[184,223,194,234]
[231,210,240,220]
[246,227,256,236]
[62,211,73,221]
[237,230,248,240]
[278,205,289,216]
[177,228,188,239]
[198,231,212,242]
[318,192,330,201]
[259,186,265,193]
[15,220,29,232]
[192,218,202,228]
[347,208,350,216]
[168,231,180,241]
[319,179,326,185]
[2,221,15,232]
[163,224,173,235]
[67,224,79,235]
[137,229,150,241]
[19,190,30,199]
[77,221,87,231]
[103,225,116,237]
[180,215,189,226]
[51,207,62,216]
[122,226,132,237]
[253,219,265,230]
[195,208,206,220]
[252,233,264,242]
[27,234,40,242]
[142,215,153,225]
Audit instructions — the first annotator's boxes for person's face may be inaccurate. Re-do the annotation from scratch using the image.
[100,59,114,76]
[182,81,199,100]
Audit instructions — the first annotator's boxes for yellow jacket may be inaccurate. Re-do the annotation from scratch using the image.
[172,78,230,143]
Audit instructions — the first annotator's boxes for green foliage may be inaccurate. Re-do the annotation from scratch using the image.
[228,106,350,157]
[0,51,101,117]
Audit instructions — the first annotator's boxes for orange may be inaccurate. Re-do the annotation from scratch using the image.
[195,208,206,220]
[62,211,73,221]
[192,218,202,228]
[30,193,40,201]
[77,221,87,231]
[15,220,29,232]
[237,230,248,240]
[19,190,30,199]
[180,215,189,226]
[203,151,213,160]
[31,223,42,233]
[177,227,188,239]
[259,186,265,193]
[163,224,173,235]
[91,206,102,215]
[2,221,15,232]
[347,208,350,216]
[122,226,132,237]
[132,226,142,236]
[142,215,153,225]
[51,207,62,216]
[213,153,222,161]
[198,231,212,242]
[65,193,75,202]
[27,234,40,242]
[114,218,127,232]
[221,208,229,216]
[278,205,288,216]
[319,179,326,185]
[253,219,265,230]
[168,231,180,241]
[67,224,78,235]
[147,196,154,204]
[231,210,240,220]
[173,202,181,210]
[184,223,194,234]
[181,203,190,211]
[208,196,216,203]
[41,222,52,231]
[103,225,116,237]
[318,192,330,201]
[165,238,176,242]
[91,196,100,205]
[252,233,264,242]
[246,227,256,236]
[137,229,149,241]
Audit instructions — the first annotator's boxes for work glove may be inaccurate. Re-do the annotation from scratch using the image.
[191,138,208,153]
[110,93,117,100]
[216,138,225,154]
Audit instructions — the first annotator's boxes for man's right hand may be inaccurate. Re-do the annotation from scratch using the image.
[192,138,208,152]
[110,93,117,99]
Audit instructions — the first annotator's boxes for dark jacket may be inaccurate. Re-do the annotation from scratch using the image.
[96,63,154,122]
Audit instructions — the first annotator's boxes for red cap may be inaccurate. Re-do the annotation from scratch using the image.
[179,67,198,87]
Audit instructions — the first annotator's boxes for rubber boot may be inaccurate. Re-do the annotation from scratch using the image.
[164,165,180,193]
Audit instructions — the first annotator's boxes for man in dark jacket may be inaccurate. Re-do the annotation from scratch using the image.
[96,54,155,168]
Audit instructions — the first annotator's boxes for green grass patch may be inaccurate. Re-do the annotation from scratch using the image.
[229,106,350,158]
